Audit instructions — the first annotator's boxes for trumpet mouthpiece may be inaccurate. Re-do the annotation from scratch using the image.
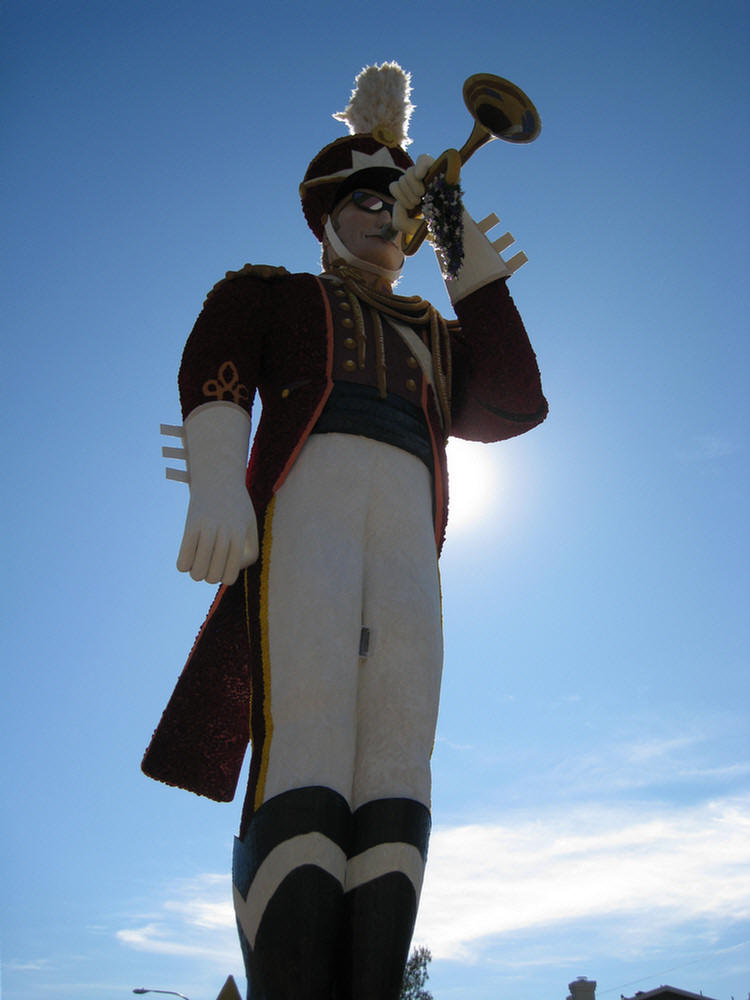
[378,223,399,241]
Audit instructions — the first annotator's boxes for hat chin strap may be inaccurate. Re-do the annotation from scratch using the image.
[323,217,403,284]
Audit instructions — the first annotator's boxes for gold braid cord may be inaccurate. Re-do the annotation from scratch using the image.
[331,266,453,437]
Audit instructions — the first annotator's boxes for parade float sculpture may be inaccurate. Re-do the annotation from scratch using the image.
[143,63,547,1000]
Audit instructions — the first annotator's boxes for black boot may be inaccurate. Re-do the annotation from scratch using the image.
[232,786,352,1000]
[338,798,431,1000]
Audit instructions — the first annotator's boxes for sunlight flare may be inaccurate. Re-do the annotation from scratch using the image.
[446,438,500,531]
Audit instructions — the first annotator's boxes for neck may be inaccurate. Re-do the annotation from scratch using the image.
[333,264,393,294]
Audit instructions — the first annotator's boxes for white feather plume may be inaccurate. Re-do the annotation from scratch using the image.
[333,62,414,147]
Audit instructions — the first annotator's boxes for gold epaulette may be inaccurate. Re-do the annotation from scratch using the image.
[205,263,291,302]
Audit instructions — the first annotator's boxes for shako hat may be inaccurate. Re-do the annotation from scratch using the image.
[300,62,415,241]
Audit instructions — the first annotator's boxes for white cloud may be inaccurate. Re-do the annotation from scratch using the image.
[436,735,477,753]
[3,959,50,972]
[117,874,236,963]
[682,762,750,781]
[624,735,698,763]
[163,873,235,929]
[117,796,750,972]
[415,794,750,961]
[531,724,749,800]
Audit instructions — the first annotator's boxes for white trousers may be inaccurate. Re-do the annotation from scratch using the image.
[259,432,444,812]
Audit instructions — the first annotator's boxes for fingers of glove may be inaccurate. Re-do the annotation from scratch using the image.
[206,525,231,585]
[389,174,416,208]
[221,542,243,587]
[392,201,421,236]
[405,171,427,202]
[389,172,423,210]
[190,521,219,581]
[222,518,257,586]
[177,522,200,574]
[413,153,434,179]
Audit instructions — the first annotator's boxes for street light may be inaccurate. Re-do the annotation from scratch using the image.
[132,990,191,1000]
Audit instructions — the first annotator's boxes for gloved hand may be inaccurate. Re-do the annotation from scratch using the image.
[443,210,514,304]
[390,154,524,301]
[389,154,435,236]
[176,401,258,585]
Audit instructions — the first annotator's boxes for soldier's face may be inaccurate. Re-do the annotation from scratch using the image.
[333,190,404,270]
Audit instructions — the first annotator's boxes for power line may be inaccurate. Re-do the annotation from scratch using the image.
[597,940,750,997]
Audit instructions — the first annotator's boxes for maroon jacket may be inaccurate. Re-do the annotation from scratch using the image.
[142,266,547,801]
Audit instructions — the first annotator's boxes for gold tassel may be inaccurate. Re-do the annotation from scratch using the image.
[371,309,388,399]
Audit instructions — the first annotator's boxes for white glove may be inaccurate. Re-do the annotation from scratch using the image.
[176,401,258,585]
[444,210,515,304]
[389,154,435,236]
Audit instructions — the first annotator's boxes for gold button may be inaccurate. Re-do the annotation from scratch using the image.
[343,359,356,371]
[407,356,418,368]
[344,337,356,349]
[334,288,346,297]
[281,388,290,399]
[342,317,354,328]
[406,378,417,392]
[339,301,351,311]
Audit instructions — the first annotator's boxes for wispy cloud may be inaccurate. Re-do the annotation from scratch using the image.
[117,796,750,973]
[117,874,236,963]
[436,711,750,811]
[2,959,50,972]
[678,434,740,463]
[415,793,750,961]
[623,735,698,764]
[523,723,749,801]
[436,735,477,753]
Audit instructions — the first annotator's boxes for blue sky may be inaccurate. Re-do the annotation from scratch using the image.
[2,1,749,999]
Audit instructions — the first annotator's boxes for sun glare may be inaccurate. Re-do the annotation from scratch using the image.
[446,438,499,531]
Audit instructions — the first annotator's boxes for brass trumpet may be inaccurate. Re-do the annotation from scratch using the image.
[403,73,541,256]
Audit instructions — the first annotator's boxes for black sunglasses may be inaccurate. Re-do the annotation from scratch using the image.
[349,190,395,216]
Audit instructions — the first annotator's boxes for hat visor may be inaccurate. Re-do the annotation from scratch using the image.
[332,167,404,210]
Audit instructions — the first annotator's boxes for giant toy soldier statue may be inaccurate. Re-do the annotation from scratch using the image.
[143,63,547,1000]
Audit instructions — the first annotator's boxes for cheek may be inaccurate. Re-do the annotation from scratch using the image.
[336,212,368,253]
[333,205,358,239]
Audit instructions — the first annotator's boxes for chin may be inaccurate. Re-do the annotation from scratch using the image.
[370,254,401,270]
[360,241,402,270]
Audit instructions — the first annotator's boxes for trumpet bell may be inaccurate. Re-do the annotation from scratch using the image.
[402,72,541,257]
[463,73,541,144]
